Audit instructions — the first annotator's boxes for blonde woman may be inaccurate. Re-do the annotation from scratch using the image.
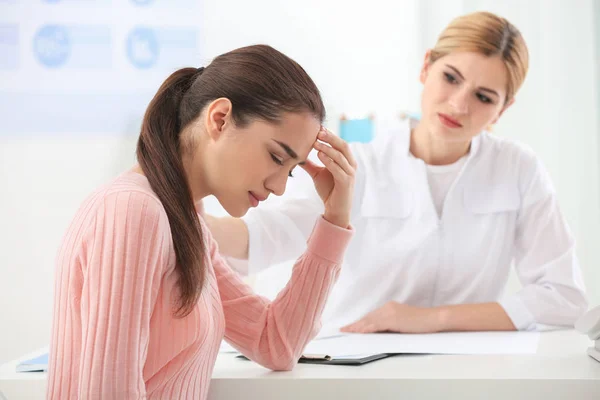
[207,12,588,333]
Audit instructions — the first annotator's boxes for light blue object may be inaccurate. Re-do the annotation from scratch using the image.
[405,112,421,120]
[339,117,374,143]
[126,27,159,69]
[33,25,70,68]
[131,0,154,5]
[16,353,48,372]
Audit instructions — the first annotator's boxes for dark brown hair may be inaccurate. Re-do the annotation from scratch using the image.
[136,45,325,317]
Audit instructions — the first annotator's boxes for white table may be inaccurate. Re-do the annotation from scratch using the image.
[2,331,599,400]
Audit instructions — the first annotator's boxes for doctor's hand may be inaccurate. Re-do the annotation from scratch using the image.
[301,128,357,229]
[340,302,443,334]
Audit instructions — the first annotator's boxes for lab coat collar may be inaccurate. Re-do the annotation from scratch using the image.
[359,118,485,219]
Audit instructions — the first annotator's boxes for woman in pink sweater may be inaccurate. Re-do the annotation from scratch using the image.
[47,45,356,399]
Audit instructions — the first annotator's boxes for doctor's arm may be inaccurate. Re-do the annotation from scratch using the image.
[204,214,250,260]
[496,154,589,330]
[497,193,588,330]
[341,300,516,334]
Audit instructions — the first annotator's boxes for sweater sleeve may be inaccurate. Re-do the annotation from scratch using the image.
[208,216,353,371]
[48,191,170,399]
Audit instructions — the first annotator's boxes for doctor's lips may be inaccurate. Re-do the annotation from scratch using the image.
[438,113,463,128]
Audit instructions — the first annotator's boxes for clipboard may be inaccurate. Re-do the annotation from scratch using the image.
[236,353,396,366]
[15,353,48,372]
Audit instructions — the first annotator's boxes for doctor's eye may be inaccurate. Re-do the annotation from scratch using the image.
[476,93,493,104]
[444,72,458,84]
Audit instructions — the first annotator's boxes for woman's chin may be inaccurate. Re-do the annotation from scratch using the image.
[222,203,249,218]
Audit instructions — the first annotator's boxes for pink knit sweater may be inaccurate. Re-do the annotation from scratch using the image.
[47,171,352,399]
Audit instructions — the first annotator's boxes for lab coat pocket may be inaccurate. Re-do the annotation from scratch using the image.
[355,184,421,266]
[463,185,520,214]
[461,184,520,266]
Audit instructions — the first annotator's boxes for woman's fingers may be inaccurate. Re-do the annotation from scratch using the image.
[318,128,358,169]
[317,151,347,182]
[299,159,322,179]
[314,140,354,177]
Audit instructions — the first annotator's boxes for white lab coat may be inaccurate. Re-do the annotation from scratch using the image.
[239,119,588,331]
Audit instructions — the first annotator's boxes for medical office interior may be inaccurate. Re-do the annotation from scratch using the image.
[1,0,600,397]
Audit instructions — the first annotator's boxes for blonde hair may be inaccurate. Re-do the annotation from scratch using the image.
[430,11,529,103]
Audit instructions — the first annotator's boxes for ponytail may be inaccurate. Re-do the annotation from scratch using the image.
[137,67,205,317]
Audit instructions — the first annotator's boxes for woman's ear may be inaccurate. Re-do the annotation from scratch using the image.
[420,50,433,84]
[205,98,233,141]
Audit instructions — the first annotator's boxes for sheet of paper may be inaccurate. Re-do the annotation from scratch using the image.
[219,340,238,353]
[304,331,540,356]
[314,326,345,340]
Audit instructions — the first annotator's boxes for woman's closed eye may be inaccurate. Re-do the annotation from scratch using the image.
[270,153,294,177]
[270,152,283,165]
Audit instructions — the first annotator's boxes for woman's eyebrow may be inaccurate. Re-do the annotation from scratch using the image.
[445,64,500,97]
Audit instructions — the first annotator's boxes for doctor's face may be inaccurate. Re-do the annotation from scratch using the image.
[419,51,513,143]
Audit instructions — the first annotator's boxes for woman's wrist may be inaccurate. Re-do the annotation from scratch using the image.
[323,211,350,229]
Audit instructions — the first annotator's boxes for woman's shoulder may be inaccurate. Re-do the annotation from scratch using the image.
[479,132,539,162]
[75,171,169,228]
[474,133,555,202]
[60,171,175,273]
[105,170,163,204]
